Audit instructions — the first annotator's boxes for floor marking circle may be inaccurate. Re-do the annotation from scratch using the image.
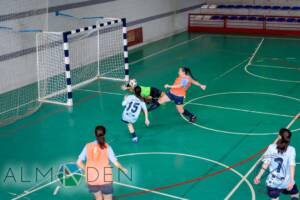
[183,92,300,135]
[117,152,255,200]
[245,64,300,83]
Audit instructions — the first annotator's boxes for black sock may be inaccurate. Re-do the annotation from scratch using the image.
[131,132,137,138]
[291,197,299,200]
[183,109,194,118]
[148,101,160,111]
[151,98,158,103]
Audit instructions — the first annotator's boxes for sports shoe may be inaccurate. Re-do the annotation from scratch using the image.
[189,115,197,123]
[132,136,138,143]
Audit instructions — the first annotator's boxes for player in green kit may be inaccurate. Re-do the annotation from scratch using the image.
[121,79,164,107]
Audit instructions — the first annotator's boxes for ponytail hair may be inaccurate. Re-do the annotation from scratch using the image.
[95,125,106,149]
[276,128,291,154]
[181,66,195,79]
[134,86,143,101]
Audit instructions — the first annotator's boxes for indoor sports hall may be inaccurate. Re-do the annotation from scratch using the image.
[1,1,300,200]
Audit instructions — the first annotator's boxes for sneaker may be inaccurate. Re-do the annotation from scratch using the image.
[132,136,138,143]
[189,115,197,123]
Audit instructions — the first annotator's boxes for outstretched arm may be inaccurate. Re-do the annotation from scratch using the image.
[191,78,206,90]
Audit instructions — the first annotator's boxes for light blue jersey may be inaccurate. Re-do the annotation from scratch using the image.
[122,95,146,124]
[263,144,296,189]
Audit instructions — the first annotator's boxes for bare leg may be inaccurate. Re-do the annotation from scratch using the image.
[128,123,138,142]
[158,94,170,104]
[94,191,103,200]
[128,123,135,134]
[291,193,299,199]
[103,194,112,200]
[148,93,170,111]
[176,104,184,114]
[177,104,196,123]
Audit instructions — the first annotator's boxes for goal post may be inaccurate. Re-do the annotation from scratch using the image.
[36,18,129,106]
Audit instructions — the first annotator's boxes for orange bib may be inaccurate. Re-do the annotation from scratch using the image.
[85,143,112,185]
[170,76,191,97]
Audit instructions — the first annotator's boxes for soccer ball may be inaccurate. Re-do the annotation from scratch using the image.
[129,79,137,88]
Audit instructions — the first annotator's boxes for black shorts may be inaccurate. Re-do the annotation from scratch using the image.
[166,92,184,105]
[267,184,299,198]
[150,87,162,99]
[88,184,113,195]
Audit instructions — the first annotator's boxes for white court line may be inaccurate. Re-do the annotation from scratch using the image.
[129,35,204,65]
[11,152,255,200]
[75,88,123,96]
[183,91,300,136]
[189,102,294,118]
[213,38,263,82]
[11,177,185,200]
[213,58,249,80]
[247,38,264,66]
[117,152,255,200]
[251,64,299,70]
[114,182,188,200]
[224,112,300,200]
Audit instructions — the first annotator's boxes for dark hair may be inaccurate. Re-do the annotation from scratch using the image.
[134,86,143,100]
[276,128,291,154]
[95,125,106,149]
[181,66,195,79]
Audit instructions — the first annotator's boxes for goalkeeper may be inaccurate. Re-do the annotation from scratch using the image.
[121,79,164,108]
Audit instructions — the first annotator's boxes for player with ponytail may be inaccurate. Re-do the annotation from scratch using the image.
[77,126,128,200]
[149,66,206,123]
[254,128,298,200]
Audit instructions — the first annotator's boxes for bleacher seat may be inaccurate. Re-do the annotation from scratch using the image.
[228,16,238,20]
[248,16,257,21]
[291,6,300,10]
[280,6,291,10]
[277,17,286,22]
[211,16,221,20]
[287,18,296,22]
[253,5,263,9]
[234,5,244,9]
[238,16,247,20]
[257,17,265,21]
[266,17,276,22]
[262,6,271,10]
[245,5,254,9]
[271,6,281,10]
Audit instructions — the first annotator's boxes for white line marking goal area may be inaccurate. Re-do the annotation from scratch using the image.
[224,112,300,200]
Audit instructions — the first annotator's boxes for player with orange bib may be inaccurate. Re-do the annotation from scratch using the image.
[149,67,206,122]
[77,126,128,200]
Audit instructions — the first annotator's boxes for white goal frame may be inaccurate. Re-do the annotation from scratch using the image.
[36,18,129,106]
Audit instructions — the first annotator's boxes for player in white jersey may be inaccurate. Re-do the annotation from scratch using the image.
[254,128,299,200]
[121,86,150,143]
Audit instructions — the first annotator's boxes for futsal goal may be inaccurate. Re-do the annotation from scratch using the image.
[36,18,129,106]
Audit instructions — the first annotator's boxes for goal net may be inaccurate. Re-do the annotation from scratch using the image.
[36,18,129,106]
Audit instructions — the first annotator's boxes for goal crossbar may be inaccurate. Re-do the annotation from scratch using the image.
[37,18,129,106]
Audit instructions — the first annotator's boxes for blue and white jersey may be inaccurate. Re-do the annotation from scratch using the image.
[263,144,296,189]
[122,95,146,123]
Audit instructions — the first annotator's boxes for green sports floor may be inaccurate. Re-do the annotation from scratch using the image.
[1,32,300,200]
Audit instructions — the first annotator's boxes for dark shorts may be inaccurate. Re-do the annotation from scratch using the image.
[267,184,299,198]
[88,184,113,195]
[166,91,184,105]
[121,119,129,124]
[150,87,163,99]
